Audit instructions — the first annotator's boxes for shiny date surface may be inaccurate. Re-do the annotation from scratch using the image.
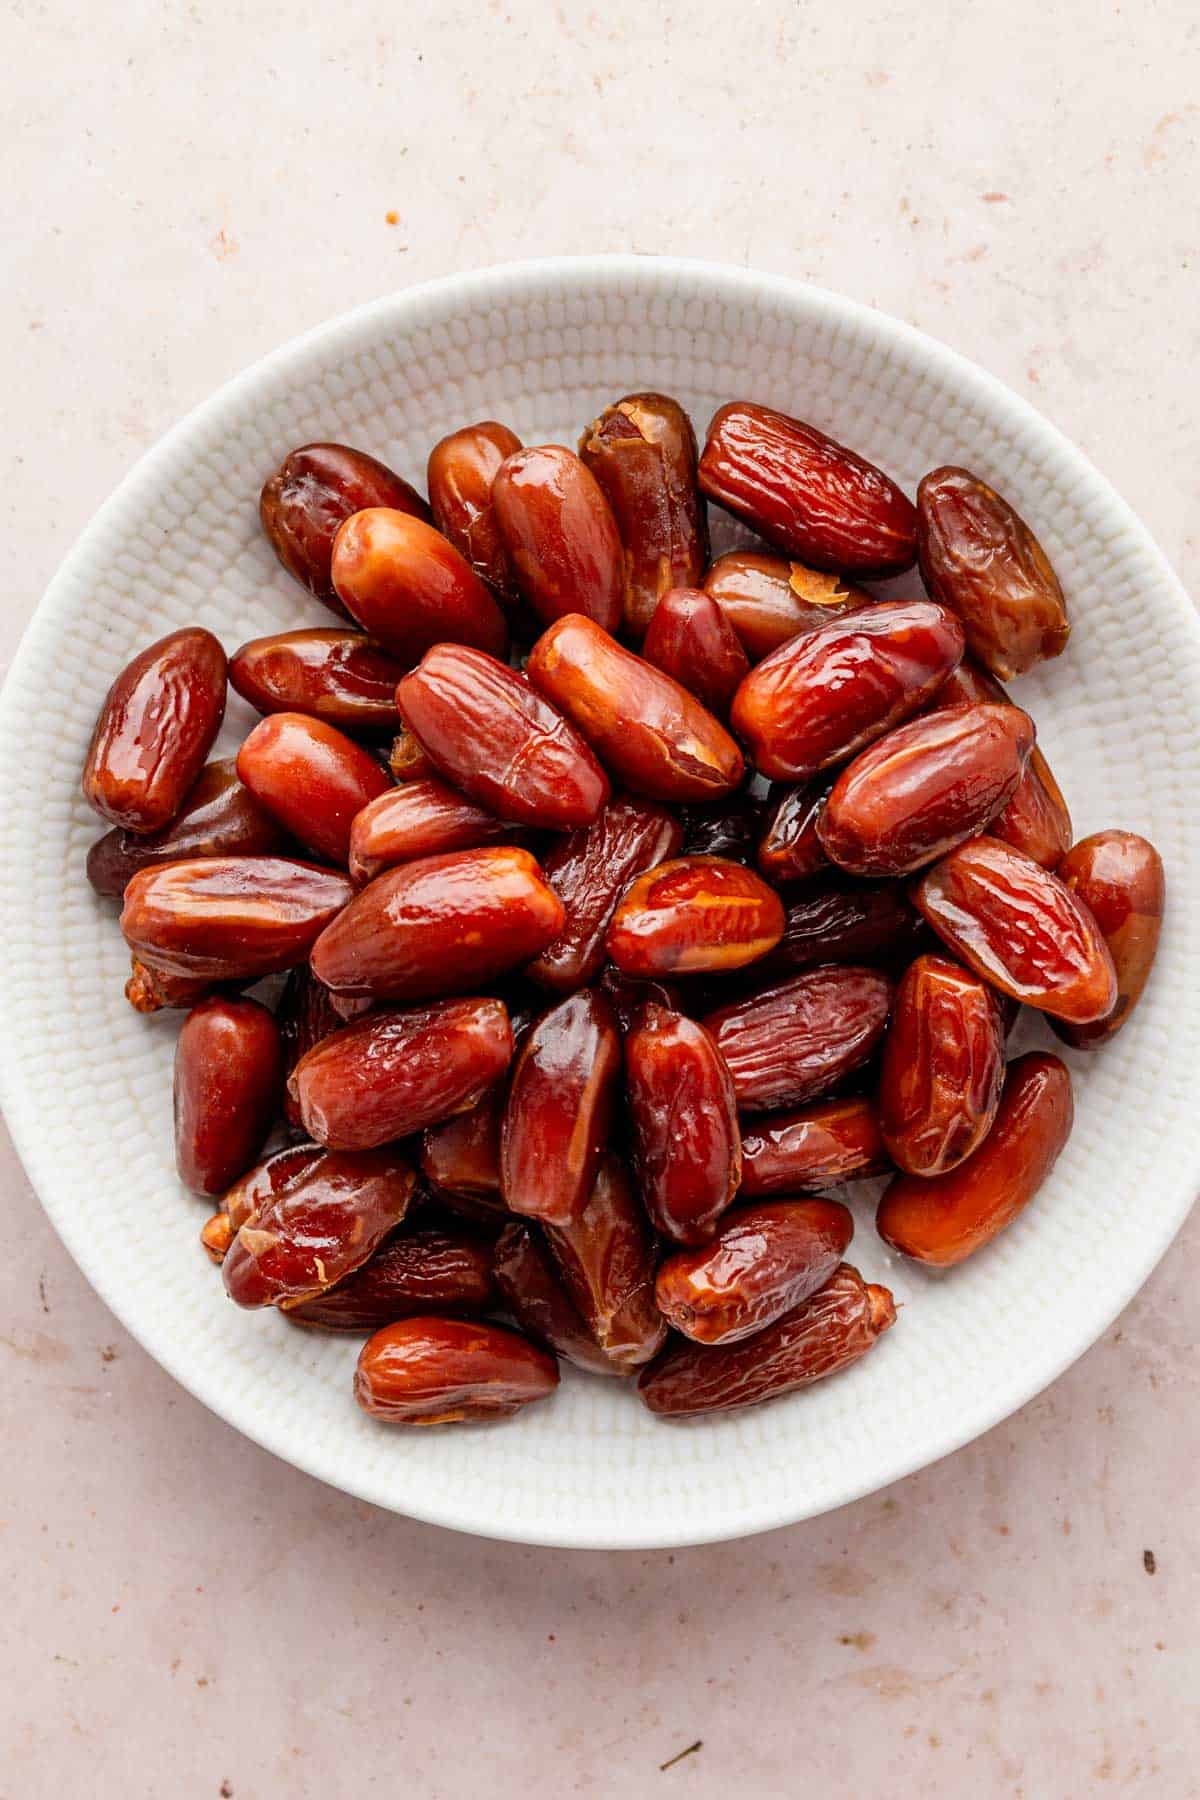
[86,758,288,897]
[655,1198,854,1344]
[625,1005,742,1243]
[236,712,392,866]
[348,779,518,884]
[427,421,524,607]
[703,551,871,661]
[229,628,407,735]
[285,1228,495,1330]
[544,1155,667,1368]
[260,441,429,611]
[354,1317,558,1424]
[704,966,893,1113]
[493,1221,629,1377]
[739,1096,889,1196]
[331,507,508,662]
[174,996,282,1195]
[1052,830,1165,1048]
[878,954,1005,1176]
[120,856,353,981]
[641,587,750,718]
[607,855,785,978]
[501,991,622,1226]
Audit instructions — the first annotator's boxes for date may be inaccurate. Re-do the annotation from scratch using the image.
[760,876,923,976]
[285,1228,495,1330]
[236,712,392,866]
[493,1221,629,1377]
[641,587,750,717]
[704,966,893,1112]
[348,779,518,884]
[354,1317,559,1424]
[607,855,785,977]
[275,964,346,1127]
[86,758,288,897]
[1052,830,1165,1048]
[625,1004,741,1243]
[492,444,624,632]
[330,507,508,661]
[681,790,762,864]
[174,996,282,1195]
[420,1085,505,1201]
[260,441,429,612]
[655,1198,853,1344]
[755,779,832,885]
[427,420,524,607]
[229,628,407,735]
[121,857,353,981]
[501,991,622,1226]
[878,954,1004,1176]
[388,724,436,782]
[704,551,871,661]
[739,1096,889,1197]
[544,1155,667,1368]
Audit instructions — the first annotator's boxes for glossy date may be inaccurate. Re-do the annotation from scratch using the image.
[354,1317,559,1424]
[607,855,785,977]
[1052,830,1165,1048]
[625,1004,742,1243]
[878,953,1005,1176]
[655,1198,854,1344]
[704,966,893,1113]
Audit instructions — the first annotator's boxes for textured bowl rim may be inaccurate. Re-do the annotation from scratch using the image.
[2,254,1198,1550]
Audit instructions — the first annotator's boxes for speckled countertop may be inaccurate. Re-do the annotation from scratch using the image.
[2,3,1198,1794]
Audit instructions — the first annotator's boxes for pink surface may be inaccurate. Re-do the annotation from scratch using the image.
[3,1,1198,1792]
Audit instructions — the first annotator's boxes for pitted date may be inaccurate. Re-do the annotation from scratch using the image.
[625,1004,741,1243]
[501,991,622,1226]
[86,758,288,898]
[544,1155,667,1368]
[655,1198,854,1344]
[704,966,893,1113]
[704,551,871,661]
[1052,830,1165,1048]
[285,1228,495,1330]
[260,441,429,611]
[739,1096,889,1197]
[878,954,1004,1176]
[607,855,785,977]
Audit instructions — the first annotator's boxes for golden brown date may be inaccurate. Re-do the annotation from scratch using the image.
[914,837,1117,1023]
[174,996,282,1195]
[526,614,745,802]
[354,1316,559,1424]
[420,1086,505,1202]
[427,420,524,607]
[877,1051,1073,1265]
[878,954,1004,1176]
[625,1005,741,1243]
[275,964,346,1127]
[289,996,513,1151]
[284,1228,495,1330]
[501,990,622,1226]
[638,1262,896,1416]
[607,855,785,977]
[699,402,918,575]
[704,551,871,661]
[348,779,518,884]
[755,779,832,885]
[396,644,610,829]
[388,724,436,782]
[493,1221,630,1377]
[544,1155,667,1368]
[917,465,1069,679]
[86,758,288,898]
[82,628,227,833]
[578,393,708,635]
[259,442,429,612]
[818,702,1035,877]
[526,797,682,993]
[330,508,508,662]
[655,1198,854,1344]
[730,600,965,782]
[310,846,564,1002]
[229,628,407,735]
[1052,831,1165,1048]
[704,966,893,1113]
[641,587,750,717]
[491,444,624,633]
[121,857,353,982]
[236,712,392,866]
[222,1145,416,1307]
[739,1095,889,1196]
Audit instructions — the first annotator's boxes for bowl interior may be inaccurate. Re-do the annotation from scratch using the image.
[2,257,1197,1549]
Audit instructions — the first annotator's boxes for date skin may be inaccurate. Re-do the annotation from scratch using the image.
[755,779,832,885]
[354,1317,559,1424]
[219,1143,324,1236]
[917,465,1069,680]
[285,1228,495,1330]
[236,712,392,866]
[655,1198,854,1345]
[730,600,965,783]
[1052,831,1165,1048]
[501,991,622,1226]
[638,1262,896,1416]
[331,507,508,662]
[699,402,918,576]
[704,551,872,661]
[878,954,1005,1177]
[641,587,750,718]
[818,702,1036,877]
[86,758,288,897]
[527,797,683,992]
[427,421,524,607]
[526,614,745,803]
[121,856,353,982]
[579,393,708,636]
[348,779,518,884]
[290,996,513,1151]
[493,1221,630,1377]
[260,442,429,612]
[914,836,1118,1024]
[310,846,564,1002]
[625,1005,742,1243]
[544,1155,667,1368]
[275,964,347,1127]
[82,627,227,833]
[420,1085,505,1201]
[397,644,609,829]
[229,628,407,735]
[704,966,893,1113]
[492,444,624,633]
[125,959,227,1014]
[222,1145,416,1308]
[607,855,785,978]
[740,1096,889,1197]
[877,1051,1073,1265]
[174,996,282,1195]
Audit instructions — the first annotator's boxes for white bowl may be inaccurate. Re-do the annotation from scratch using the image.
[2,256,1197,1550]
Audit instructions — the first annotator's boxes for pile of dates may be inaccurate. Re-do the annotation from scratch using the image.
[81,397,1164,1426]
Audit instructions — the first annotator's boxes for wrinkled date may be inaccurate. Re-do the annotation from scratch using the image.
[330,507,508,662]
[174,995,282,1195]
[275,964,347,1127]
[704,966,893,1113]
[501,990,622,1226]
[82,627,228,833]
[290,996,513,1150]
[655,1198,854,1345]
[761,876,923,976]
[877,1051,1073,1265]
[229,628,407,735]
[354,1317,559,1424]
[730,599,965,783]
[121,856,354,981]
[1052,830,1165,1048]
[492,444,624,633]
[348,779,518,884]
[86,758,288,897]
[704,551,871,661]
[625,1004,741,1243]
[914,837,1117,1024]
[878,954,1005,1177]
[699,402,918,575]
[638,1262,896,1416]
[579,392,709,636]
[544,1155,667,1368]
[526,614,745,803]
[739,1096,889,1197]
[493,1221,630,1377]
[607,855,785,977]
[310,846,564,1002]
[818,702,1036,877]
[285,1228,495,1330]
[427,420,524,607]
[641,587,750,718]
[260,441,429,612]
[236,712,392,866]
[397,644,610,829]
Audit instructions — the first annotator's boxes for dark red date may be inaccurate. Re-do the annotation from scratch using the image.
[82,628,227,833]
[1052,830,1165,1048]
[229,628,407,735]
[493,1221,629,1377]
[260,441,429,611]
[544,1155,667,1368]
[607,855,785,977]
[739,1096,889,1197]
[331,507,508,662]
[354,1316,559,1424]
[236,712,392,866]
[121,857,353,982]
[86,758,288,898]
[704,966,893,1113]
[427,420,524,607]
[641,587,751,717]
[492,444,624,633]
[285,1228,495,1330]
[625,1004,741,1243]
[174,995,282,1195]
[501,991,622,1226]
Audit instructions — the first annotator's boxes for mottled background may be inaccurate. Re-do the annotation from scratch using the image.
[2,2,1198,1795]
